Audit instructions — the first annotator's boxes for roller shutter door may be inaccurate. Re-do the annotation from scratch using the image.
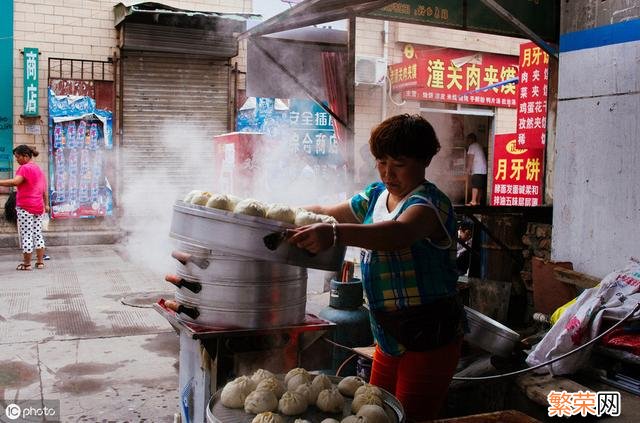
[121,52,229,219]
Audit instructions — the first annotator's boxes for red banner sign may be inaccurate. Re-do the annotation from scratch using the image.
[491,133,544,207]
[389,45,518,108]
[516,42,549,148]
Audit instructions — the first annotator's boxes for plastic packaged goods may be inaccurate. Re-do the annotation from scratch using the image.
[76,120,87,148]
[66,121,76,149]
[90,122,99,150]
[53,123,63,149]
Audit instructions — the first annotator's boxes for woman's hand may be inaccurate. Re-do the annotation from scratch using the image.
[45,205,50,213]
[287,223,334,254]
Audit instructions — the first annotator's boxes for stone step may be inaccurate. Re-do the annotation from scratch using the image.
[0,230,123,248]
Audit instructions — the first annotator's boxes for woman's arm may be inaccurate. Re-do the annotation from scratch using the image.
[289,205,447,253]
[43,188,50,213]
[0,175,25,187]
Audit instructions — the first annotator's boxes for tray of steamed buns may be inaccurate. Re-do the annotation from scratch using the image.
[207,368,405,423]
[170,191,347,271]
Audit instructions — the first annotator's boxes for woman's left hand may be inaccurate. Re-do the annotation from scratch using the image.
[287,223,334,254]
[45,205,50,213]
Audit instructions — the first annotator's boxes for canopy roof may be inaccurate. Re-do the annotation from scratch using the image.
[241,0,559,56]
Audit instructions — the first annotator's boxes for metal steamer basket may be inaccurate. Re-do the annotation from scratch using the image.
[207,375,406,423]
[170,201,346,271]
[464,306,520,357]
[171,242,308,328]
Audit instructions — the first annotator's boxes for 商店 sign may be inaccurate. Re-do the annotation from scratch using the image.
[23,47,39,116]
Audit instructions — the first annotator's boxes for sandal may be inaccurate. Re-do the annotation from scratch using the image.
[36,262,45,269]
[16,263,32,271]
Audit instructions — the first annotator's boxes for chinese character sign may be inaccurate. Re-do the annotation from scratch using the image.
[288,99,339,159]
[516,42,549,148]
[491,133,544,207]
[391,45,518,108]
[23,47,39,116]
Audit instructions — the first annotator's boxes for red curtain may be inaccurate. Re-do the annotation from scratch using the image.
[321,51,349,161]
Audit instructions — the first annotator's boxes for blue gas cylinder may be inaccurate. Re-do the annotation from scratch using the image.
[319,279,373,376]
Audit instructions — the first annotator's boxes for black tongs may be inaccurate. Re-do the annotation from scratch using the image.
[263,230,289,251]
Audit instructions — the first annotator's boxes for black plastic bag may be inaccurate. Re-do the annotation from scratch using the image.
[4,191,17,224]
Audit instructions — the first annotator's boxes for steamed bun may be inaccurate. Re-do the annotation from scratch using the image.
[234,198,268,217]
[256,376,286,398]
[252,412,284,423]
[294,210,337,226]
[354,384,383,399]
[244,389,278,414]
[190,191,212,206]
[266,204,296,224]
[351,392,384,414]
[183,190,203,203]
[286,371,312,391]
[277,390,308,416]
[220,376,257,408]
[205,193,233,211]
[251,369,275,385]
[338,376,365,397]
[357,404,390,423]
[316,387,345,413]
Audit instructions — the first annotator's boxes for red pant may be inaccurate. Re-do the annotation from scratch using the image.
[369,337,462,421]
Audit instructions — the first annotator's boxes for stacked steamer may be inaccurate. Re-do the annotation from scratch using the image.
[166,191,341,329]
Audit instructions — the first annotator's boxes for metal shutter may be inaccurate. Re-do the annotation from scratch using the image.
[121,52,229,220]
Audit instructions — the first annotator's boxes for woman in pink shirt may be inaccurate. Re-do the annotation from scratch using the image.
[0,145,49,270]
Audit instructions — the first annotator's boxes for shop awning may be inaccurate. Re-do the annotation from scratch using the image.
[114,2,261,57]
[241,0,559,56]
[114,1,260,28]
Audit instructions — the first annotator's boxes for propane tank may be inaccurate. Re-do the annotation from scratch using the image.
[319,279,373,376]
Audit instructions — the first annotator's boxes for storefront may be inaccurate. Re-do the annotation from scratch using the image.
[114,3,257,223]
[388,43,520,205]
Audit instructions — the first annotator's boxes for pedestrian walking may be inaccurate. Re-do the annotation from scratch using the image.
[0,145,49,270]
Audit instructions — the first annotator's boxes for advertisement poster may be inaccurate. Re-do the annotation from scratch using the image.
[516,41,550,148]
[236,97,340,160]
[390,45,518,108]
[491,133,544,207]
[48,89,113,219]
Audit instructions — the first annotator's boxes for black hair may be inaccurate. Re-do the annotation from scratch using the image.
[369,114,440,163]
[13,144,39,158]
[466,133,477,142]
[458,219,473,232]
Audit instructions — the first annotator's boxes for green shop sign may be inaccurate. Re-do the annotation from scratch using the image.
[23,47,39,117]
[368,0,558,43]
[0,1,13,178]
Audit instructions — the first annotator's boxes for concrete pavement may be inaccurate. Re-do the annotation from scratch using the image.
[0,244,330,423]
[0,244,181,422]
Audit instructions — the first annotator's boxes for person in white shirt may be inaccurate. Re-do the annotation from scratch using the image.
[465,133,487,206]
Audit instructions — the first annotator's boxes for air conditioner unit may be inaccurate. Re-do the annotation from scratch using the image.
[355,56,387,86]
